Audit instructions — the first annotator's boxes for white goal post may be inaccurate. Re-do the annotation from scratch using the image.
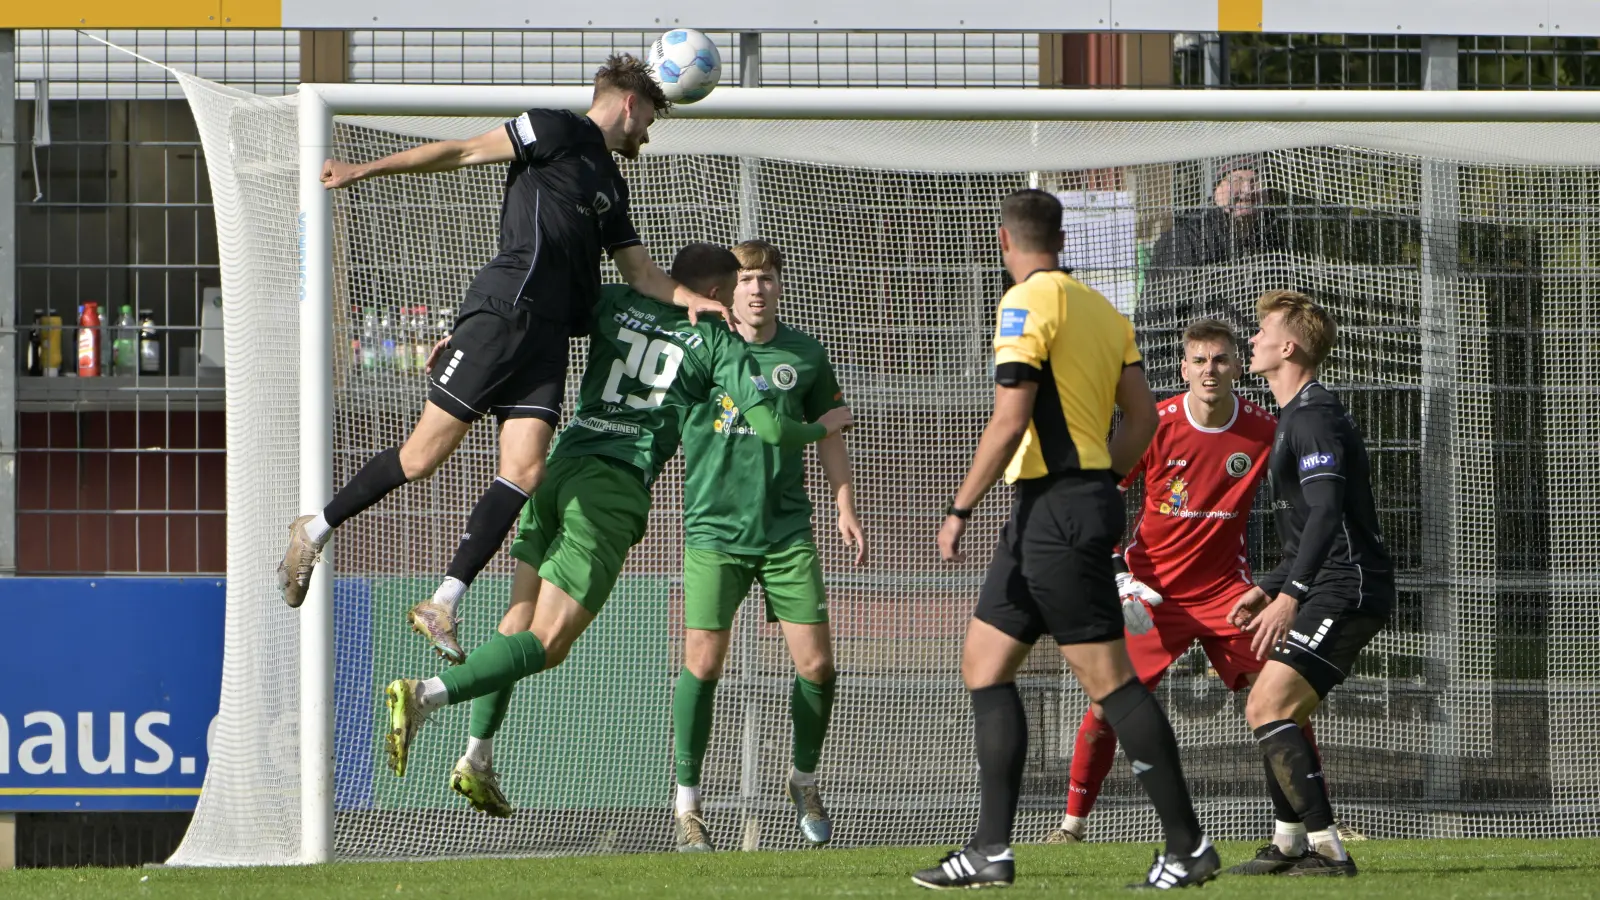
[176,76,1600,866]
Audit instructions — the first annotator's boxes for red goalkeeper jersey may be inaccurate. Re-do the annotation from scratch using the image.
[1122,393,1276,602]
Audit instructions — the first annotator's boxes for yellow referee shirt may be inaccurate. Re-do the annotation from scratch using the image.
[992,269,1142,483]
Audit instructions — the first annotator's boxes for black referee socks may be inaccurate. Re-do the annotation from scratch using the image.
[1255,719,1334,832]
[1099,678,1204,858]
[445,476,531,587]
[323,446,409,528]
[969,683,1028,856]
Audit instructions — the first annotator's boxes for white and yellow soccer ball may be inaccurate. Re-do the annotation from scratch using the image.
[647,29,722,104]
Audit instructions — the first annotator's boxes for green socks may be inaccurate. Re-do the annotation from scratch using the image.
[671,670,836,786]
[673,668,720,787]
[470,685,515,741]
[791,675,836,775]
[439,630,546,705]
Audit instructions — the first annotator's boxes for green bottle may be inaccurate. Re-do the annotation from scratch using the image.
[113,304,138,376]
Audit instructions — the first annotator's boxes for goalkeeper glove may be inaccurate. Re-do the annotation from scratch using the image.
[1117,571,1164,635]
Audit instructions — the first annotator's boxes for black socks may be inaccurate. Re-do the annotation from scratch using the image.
[1099,678,1204,858]
[323,447,409,528]
[969,683,1028,856]
[445,476,531,586]
[1255,719,1333,832]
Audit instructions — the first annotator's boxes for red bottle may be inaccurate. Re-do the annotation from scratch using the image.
[77,302,101,377]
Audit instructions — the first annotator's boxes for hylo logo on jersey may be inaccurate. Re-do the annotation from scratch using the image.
[751,374,771,391]
[999,307,1028,337]
[772,363,799,391]
[1299,452,1335,472]
[1158,476,1189,515]
[512,113,536,145]
[1226,452,1252,478]
[593,191,613,215]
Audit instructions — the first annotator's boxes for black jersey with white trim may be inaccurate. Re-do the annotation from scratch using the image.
[1258,381,1393,611]
[466,108,642,327]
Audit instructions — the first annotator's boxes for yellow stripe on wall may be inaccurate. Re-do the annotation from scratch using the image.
[1219,0,1264,32]
[0,787,203,796]
[0,0,279,28]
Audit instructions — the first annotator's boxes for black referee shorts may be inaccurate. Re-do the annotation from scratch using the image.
[1273,580,1391,698]
[428,291,568,426]
[974,470,1126,647]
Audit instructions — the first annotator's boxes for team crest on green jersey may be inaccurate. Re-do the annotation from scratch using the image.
[772,363,799,391]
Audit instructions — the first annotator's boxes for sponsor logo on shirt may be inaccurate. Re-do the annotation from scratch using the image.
[1299,452,1335,472]
[1158,476,1189,514]
[998,307,1028,337]
[615,309,704,349]
[772,363,799,391]
[573,416,640,436]
[512,113,536,145]
[751,375,771,391]
[1155,474,1239,520]
[593,191,613,215]
[1226,452,1252,477]
[712,393,755,437]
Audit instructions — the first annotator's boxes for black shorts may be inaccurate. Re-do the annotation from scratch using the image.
[973,470,1125,647]
[1273,586,1390,698]
[428,292,568,426]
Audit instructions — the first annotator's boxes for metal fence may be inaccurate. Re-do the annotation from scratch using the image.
[8,28,1600,575]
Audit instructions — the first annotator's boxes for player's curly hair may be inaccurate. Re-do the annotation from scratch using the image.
[1256,290,1337,366]
[593,53,672,114]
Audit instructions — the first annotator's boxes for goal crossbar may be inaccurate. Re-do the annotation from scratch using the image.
[303,83,1600,121]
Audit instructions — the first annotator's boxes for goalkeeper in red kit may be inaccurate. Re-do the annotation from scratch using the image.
[1046,319,1328,866]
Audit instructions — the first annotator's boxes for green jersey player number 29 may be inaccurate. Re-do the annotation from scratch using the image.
[377,244,852,821]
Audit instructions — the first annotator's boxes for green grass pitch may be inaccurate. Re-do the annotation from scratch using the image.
[5,840,1591,898]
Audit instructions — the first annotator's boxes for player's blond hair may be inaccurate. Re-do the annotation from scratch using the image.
[1256,290,1336,366]
[1181,318,1237,354]
[732,239,785,275]
[593,53,672,114]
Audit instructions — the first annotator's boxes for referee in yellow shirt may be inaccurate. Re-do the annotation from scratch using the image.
[913,190,1218,891]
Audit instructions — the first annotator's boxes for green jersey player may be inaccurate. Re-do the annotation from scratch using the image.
[379,244,853,816]
[670,241,865,853]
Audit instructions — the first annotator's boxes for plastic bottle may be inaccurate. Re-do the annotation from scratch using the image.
[350,304,362,370]
[39,310,61,376]
[113,304,138,376]
[26,309,43,376]
[390,306,410,374]
[380,308,398,371]
[413,306,430,374]
[40,311,60,376]
[77,302,102,377]
[139,309,162,375]
[360,308,378,372]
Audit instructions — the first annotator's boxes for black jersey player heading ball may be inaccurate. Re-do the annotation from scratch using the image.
[1227,289,1392,877]
[278,55,729,667]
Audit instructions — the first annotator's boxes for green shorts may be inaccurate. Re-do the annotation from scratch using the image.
[682,541,828,631]
[509,454,652,615]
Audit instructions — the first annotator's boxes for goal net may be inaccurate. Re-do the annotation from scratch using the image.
[171,72,1600,865]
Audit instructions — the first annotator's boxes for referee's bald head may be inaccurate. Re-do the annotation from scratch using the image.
[1000,189,1065,254]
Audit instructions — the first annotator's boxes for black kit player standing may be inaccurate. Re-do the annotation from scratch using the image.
[277,55,728,664]
[1227,289,1392,878]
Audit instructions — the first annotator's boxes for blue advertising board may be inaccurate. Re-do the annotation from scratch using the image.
[0,578,224,812]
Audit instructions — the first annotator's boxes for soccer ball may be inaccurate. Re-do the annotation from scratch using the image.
[647,29,722,104]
